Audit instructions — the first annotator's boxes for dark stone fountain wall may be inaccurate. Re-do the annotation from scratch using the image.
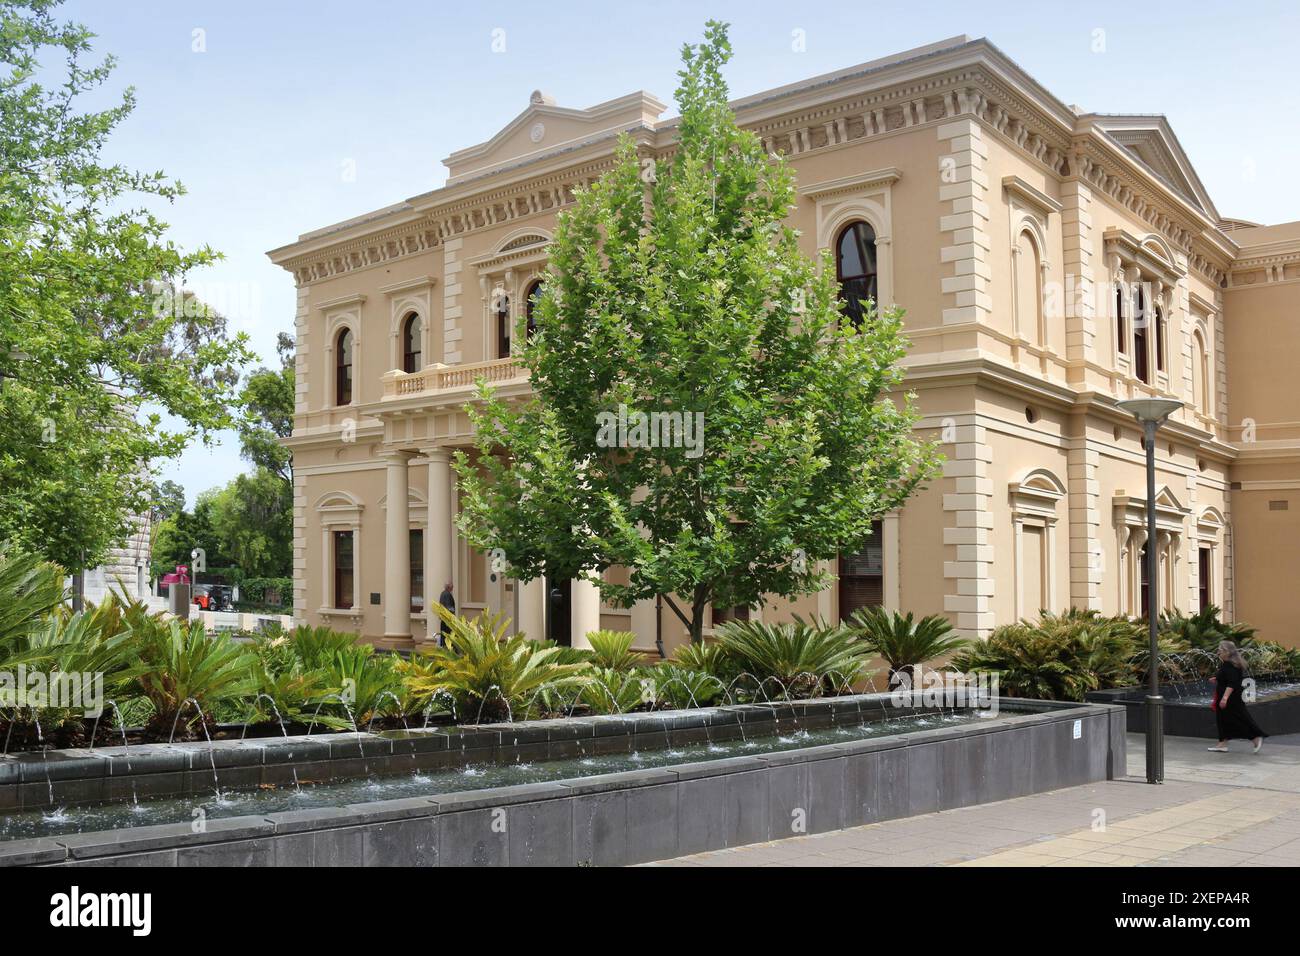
[1087,681,1300,738]
[0,697,1125,867]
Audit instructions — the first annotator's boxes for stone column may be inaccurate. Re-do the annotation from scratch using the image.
[517,576,546,641]
[425,448,454,627]
[383,450,413,640]
[571,575,601,649]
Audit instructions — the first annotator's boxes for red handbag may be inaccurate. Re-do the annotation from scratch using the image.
[1209,677,1218,711]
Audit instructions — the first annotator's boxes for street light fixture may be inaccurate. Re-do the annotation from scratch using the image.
[1116,397,1184,784]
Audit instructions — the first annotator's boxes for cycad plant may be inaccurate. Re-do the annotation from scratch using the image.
[583,630,643,671]
[1159,605,1257,651]
[132,618,258,740]
[403,606,591,722]
[0,544,66,657]
[714,618,870,699]
[16,610,141,747]
[652,663,724,709]
[672,639,731,679]
[850,607,968,685]
[953,609,1142,701]
[580,667,651,715]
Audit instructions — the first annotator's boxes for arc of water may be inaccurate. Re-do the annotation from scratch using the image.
[168,698,222,801]
[89,700,139,807]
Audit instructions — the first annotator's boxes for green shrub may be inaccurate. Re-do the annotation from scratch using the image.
[580,667,650,715]
[652,663,724,709]
[584,630,642,671]
[1159,605,1256,651]
[952,609,1142,701]
[402,606,591,722]
[131,617,258,739]
[672,640,731,678]
[850,607,968,683]
[714,618,870,699]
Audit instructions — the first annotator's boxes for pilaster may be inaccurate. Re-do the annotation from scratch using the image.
[941,420,995,640]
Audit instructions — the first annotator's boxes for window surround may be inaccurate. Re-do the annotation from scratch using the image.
[316,490,365,627]
[320,294,365,410]
[1194,506,1224,612]
[804,168,899,311]
[380,275,436,373]
[1009,468,1065,619]
[1104,229,1184,391]
[1113,487,1189,616]
[469,230,552,362]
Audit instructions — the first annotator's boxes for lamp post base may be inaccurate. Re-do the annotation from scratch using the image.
[1145,695,1164,784]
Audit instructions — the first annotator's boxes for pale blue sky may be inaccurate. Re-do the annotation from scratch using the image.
[58,0,1299,505]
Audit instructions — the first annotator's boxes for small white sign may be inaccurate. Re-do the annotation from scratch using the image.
[1073,719,1082,740]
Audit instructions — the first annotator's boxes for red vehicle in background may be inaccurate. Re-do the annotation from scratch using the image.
[192,585,233,612]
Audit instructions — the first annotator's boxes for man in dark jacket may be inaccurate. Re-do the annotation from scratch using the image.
[437,581,456,644]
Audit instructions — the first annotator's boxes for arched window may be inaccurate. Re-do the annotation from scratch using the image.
[1193,331,1210,416]
[335,328,353,406]
[524,280,544,342]
[835,221,878,326]
[1155,305,1166,373]
[401,312,422,374]
[495,292,511,359]
[1115,284,1127,356]
[1133,286,1150,383]
[1014,230,1043,346]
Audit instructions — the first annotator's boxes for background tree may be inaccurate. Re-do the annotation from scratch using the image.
[237,330,294,484]
[457,22,939,643]
[206,470,292,579]
[149,480,187,523]
[150,490,231,582]
[0,0,253,577]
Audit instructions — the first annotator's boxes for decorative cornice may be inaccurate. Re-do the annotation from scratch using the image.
[271,38,1245,293]
[379,275,437,296]
[1002,175,1062,217]
[800,167,901,200]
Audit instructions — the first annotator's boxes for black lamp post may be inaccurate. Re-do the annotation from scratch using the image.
[1117,397,1184,784]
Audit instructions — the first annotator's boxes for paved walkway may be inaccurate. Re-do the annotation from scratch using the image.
[651,734,1300,867]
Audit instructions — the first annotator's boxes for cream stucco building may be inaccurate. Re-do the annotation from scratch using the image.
[269,36,1300,654]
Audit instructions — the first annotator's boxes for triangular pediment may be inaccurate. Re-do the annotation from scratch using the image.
[1089,115,1218,219]
[443,90,667,185]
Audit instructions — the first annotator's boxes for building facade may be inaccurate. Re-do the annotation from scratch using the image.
[269,36,1300,654]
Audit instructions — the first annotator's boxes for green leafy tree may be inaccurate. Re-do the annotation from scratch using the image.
[456,22,938,643]
[149,490,230,581]
[0,0,253,574]
[149,479,187,522]
[237,331,294,483]
[207,468,292,578]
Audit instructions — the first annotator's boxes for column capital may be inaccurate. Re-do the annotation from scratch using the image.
[380,447,416,463]
[421,446,452,464]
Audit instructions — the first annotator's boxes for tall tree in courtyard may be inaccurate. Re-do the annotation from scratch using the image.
[0,0,253,576]
[457,22,939,643]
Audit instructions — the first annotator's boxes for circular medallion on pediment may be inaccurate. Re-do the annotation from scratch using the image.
[529,122,546,143]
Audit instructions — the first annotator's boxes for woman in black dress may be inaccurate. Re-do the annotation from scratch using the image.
[1208,640,1267,753]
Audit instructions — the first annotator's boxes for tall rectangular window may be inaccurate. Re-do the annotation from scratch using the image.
[1198,547,1212,611]
[839,519,884,621]
[410,529,424,613]
[334,530,354,609]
